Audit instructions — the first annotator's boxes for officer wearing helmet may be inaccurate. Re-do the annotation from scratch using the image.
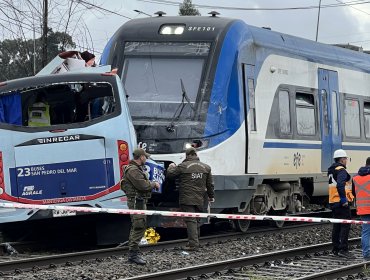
[328,149,354,258]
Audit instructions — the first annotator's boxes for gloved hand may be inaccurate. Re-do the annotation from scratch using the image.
[209,197,215,203]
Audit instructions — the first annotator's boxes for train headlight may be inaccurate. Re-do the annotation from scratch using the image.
[183,139,209,151]
[174,26,184,34]
[184,142,193,150]
[159,25,185,35]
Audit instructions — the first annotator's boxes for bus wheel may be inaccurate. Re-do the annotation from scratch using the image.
[233,205,250,233]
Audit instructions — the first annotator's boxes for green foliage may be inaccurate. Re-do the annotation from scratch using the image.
[179,0,201,16]
[364,264,370,276]
[0,29,76,81]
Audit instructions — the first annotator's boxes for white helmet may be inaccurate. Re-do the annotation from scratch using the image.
[333,149,348,159]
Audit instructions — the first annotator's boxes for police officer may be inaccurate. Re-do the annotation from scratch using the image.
[167,147,214,251]
[121,148,159,265]
[353,157,370,260]
[328,149,354,258]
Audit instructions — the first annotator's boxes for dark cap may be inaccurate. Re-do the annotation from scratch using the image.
[185,147,197,156]
[133,148,151,158]
[80,50,95,63]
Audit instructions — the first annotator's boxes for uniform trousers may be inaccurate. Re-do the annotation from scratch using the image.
[127,198,147,252]
[180,204,203,248]
[332,206,351,252]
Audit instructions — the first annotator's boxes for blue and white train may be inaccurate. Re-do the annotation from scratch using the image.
[101,13,370,231]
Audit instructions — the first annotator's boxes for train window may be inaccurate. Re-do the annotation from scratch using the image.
[122,42,210,120]
[344,99,360,138]
[279,90,290,134]
[248,78,256,131]
[296,93,315,135]
[321,90,328,136]
[331,91,339,136]
[364,102,370,138]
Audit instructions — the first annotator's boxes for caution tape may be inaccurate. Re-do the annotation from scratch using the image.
[0,202,368,224]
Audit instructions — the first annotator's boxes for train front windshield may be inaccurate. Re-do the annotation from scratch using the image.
[122,42,210,120]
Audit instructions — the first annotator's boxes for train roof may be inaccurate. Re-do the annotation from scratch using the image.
[114,15,234,41]
[109,15,370,72]
[246,23,370,73]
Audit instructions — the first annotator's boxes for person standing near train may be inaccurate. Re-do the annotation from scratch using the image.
[353,157,370,260]
[328,149,354,258]
[167,147,215,251]
[121,148,160,265]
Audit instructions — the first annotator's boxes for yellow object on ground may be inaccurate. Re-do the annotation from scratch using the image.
[144,227,160,244]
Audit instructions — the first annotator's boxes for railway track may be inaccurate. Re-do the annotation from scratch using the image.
[0,222,331,275]
[124,238,366,280]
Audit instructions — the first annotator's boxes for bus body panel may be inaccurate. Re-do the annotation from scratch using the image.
[0,73,136,225]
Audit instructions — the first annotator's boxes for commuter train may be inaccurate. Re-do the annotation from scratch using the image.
[101,13,370,231]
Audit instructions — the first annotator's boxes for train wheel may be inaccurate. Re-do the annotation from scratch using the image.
[233,205,250,233]
[269,210,286,228]
[271,220,285,228]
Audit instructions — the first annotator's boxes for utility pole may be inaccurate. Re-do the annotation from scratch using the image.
[42,0,48,67]
[315,0,322,42]
[33,17,36,75]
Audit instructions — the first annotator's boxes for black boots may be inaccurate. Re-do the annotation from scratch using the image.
[128,251,146,265]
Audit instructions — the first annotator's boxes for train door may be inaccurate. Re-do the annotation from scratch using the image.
[242,64,256,173]
[318,69,341,172]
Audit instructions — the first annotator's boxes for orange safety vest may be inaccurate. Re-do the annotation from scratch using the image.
[328,166,354,204]
[353,174,370,215]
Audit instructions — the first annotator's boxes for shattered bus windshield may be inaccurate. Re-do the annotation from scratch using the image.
[122,42,210,120]
[0,81,116,128]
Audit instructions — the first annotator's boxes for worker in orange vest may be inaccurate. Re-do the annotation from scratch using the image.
[353,157,370,260]
[328,149,354,259]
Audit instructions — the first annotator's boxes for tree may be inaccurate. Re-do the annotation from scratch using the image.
[0,0,110,79]
[0,29,75,80]
[179,0,201,16]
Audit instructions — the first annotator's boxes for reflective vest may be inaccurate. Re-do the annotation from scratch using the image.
[28,102,50,127]
[353,174,370,215]
[328,166,354,203]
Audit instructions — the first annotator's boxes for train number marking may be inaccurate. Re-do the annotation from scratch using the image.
[187,26,215,32]
[293,152,301,169]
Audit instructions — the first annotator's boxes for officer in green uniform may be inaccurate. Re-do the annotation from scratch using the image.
[167,147,214,251]
[121,148,159,265]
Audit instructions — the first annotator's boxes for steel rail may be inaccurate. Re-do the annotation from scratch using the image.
[0,222,327,274]
[295,261,370,280]
[123,238,362,280]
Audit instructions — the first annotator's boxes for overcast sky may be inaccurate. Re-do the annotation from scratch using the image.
[82,0,370,56]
